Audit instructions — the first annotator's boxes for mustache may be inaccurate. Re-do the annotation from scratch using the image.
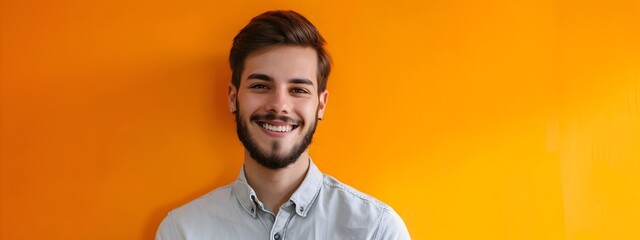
[250,113,302,125]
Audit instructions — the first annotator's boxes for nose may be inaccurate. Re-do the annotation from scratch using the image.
[265,88,291,114]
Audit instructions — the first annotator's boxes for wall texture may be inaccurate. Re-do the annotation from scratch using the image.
[1,0,639,239]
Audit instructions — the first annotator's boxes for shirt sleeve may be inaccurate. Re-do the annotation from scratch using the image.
[377,208,411,240]
[156,212,180,240]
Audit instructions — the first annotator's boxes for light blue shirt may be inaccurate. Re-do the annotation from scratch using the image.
[156,160,410,240]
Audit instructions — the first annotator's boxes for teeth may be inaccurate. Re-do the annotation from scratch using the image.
[262,123,293,132]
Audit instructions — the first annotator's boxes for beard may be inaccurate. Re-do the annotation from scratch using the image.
[235,108,317,170]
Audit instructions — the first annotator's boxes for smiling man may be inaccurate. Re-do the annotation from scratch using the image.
[156,10,410,240]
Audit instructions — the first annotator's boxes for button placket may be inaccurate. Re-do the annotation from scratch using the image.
[270,205,294,240]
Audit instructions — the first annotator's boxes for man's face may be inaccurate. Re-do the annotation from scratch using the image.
[228,46,328,170]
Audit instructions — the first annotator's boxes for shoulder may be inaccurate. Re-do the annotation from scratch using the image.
[318,175,411,239]
[170,184,235,218]
[156,184,238,239]
[321,174,389,210]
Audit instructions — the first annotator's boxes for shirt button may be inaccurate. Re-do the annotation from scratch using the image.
[274,233,281,240]
[299,206,304,212]
[250,207,254,213]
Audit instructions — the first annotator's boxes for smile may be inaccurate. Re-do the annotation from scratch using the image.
[258,122,300,133]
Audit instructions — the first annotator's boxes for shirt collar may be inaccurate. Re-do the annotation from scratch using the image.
[232,167,258,218]
[289,159,323,217]
[232,159,324,218]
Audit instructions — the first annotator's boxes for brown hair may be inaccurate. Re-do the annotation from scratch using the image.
[229,10,331,94]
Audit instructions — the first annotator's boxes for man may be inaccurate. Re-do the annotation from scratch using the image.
[156,10,410,240]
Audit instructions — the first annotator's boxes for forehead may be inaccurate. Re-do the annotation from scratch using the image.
[242,46,318,85]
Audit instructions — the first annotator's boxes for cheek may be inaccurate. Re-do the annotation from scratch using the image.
[237,95,263,114]
[297,102,319,119]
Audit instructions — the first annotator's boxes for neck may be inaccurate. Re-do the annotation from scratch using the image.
[243,151,310,214]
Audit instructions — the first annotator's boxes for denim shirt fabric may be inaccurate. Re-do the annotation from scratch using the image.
[156,160,410,240]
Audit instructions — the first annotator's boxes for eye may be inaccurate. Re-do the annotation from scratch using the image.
[249,84,269,90]
[291,88,310,94]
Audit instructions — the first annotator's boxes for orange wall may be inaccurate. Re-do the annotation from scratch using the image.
[2,0,639,239]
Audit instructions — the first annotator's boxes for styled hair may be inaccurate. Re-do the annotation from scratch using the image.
[229,10,331,94]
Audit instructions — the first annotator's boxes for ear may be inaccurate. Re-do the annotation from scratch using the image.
[228,83,238,113]
[317,90,329,119]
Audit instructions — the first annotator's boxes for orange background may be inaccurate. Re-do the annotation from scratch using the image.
[2,0,640,239]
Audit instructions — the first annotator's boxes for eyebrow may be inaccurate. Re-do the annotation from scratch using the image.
[247,73,314,86]
[247,73,273,81]
[290,78,314,85]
